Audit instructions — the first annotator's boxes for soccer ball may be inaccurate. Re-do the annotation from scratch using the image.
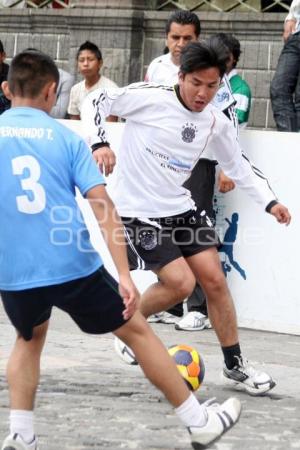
[168,344,205,391]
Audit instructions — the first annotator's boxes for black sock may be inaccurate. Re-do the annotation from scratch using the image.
[222,343,241,369]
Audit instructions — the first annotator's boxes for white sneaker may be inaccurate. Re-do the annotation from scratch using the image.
[188,397,241,449]
[222,356,276,396]
[147,312,179,324]
[147,313,164,323]
[114,336,138,365]
[1,433,38,450]
[159,312,179,324]
[175,311,210,331]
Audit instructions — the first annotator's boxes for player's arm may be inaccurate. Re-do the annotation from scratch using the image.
[90,143,116,177]
[211,119,291,225]
[81,83,152,173]
[86,184,139,319]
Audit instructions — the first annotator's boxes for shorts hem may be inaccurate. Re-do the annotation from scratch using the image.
[183,243,218,258]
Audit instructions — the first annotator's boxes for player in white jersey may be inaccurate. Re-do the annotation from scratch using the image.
[145,11,237,329]
[0,50,243,450]
[82,40,291,398]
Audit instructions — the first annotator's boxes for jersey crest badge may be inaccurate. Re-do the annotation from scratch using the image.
[139,230,157,251]
[181,123,198,143]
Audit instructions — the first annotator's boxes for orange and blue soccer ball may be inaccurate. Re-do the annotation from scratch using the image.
[168,344,205,391]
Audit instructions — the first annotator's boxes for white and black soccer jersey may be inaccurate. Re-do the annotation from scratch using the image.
[82,83,276,219]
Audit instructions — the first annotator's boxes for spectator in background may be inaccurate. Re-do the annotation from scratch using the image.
[214,33,251,128]
[0,40,10,115]
[270,0,300,132]
[68,41,118,122]
[50,68,74,119]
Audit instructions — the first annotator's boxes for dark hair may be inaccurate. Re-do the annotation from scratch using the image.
[8,50,59,98]
[77,41,102,60]
[0,40,4,54]
[165,10,201,37]
[212,33,241,67]
[180,40,229,79]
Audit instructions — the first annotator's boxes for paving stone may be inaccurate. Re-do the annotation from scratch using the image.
[1,305,299,449]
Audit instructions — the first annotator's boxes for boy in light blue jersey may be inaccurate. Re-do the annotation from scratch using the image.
[0,50,242,450]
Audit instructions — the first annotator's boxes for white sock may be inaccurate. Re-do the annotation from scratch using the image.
[175,393,207,428]
[10,410,35,444]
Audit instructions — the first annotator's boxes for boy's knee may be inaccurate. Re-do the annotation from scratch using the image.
[202,270,226,294]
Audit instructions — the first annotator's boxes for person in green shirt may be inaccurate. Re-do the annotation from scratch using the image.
[214,33,252,128]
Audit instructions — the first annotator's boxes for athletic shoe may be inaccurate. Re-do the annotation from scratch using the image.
[222,356,276,396]
[188,397,241,449]
[114,336,138,365]
[159,312,179,324]
[1,433,38,450]
[175,311,210,331]
[147,313,164,323]
[147,312,178,324]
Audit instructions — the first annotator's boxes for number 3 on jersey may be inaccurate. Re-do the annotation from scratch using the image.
[12,155,46,214]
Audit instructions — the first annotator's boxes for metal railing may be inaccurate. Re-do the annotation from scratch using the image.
[0,0,70,7]
[157,0,292,12]
[0,0,292,11]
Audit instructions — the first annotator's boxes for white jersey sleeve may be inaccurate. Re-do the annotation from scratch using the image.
[81,83,156,148]
[210,115,277,208]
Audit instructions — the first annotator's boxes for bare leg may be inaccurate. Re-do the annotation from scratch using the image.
[186,248,238,347]
[139,258,195,318]
[7,321,49,410]
[114,311,190,407]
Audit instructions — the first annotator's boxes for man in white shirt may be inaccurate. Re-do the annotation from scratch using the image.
[270,0,300,131]
[145,11,237,331]
[82,40,291,397]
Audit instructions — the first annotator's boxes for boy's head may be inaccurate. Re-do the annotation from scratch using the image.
[178,40,229,112]
[76,41,103,79]
[2,49,59,111]
[165,11,201,66]
[8,49,59,97]
[180,39,229,79]
[212,33,241,71]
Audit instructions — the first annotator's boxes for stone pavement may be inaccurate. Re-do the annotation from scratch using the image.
[1,305,300,450]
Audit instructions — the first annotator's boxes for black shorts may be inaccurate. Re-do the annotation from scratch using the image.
[122,209,220,271]
[0,267,127,341]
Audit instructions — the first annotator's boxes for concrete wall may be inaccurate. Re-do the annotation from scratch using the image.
[0,8,286,129]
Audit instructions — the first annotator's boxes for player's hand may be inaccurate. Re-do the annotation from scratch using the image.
[118,274,140,320]
[218,170,235,193]
[270,203,291,225]
[92,146,116,176]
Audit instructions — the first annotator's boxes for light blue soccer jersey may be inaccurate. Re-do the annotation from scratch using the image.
[0,107,104,290]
